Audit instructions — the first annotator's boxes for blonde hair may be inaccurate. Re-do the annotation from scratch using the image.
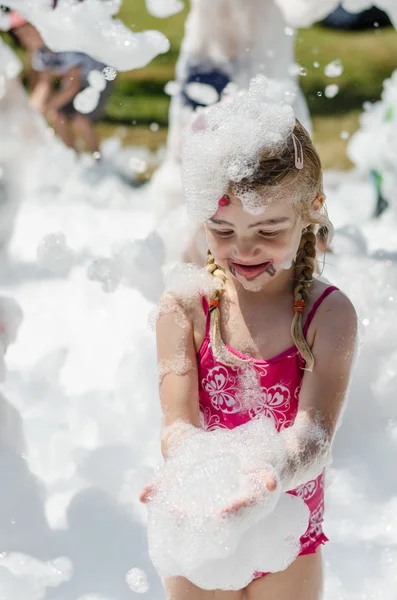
[205,119,333,371]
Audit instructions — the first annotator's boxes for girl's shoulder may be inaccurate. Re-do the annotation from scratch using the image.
[308,279,357,337]
[156,288,205,327]
[156,289,206,353]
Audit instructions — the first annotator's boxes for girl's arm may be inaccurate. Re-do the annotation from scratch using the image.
[45,65,82,112]
[276,290,357,491]
[156,293,201,458]
[30,71,53,113]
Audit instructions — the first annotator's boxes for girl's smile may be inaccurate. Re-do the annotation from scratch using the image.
[228,259,275,280]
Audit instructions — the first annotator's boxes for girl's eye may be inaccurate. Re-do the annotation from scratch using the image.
[215,230,234,237]
[259,230,280,238]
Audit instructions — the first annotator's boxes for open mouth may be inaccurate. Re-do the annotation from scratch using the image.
[229,260,275,280]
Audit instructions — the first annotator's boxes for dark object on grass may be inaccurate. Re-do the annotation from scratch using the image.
[371,170,389,218]
[322,5,392,30]
[182,67,230,110]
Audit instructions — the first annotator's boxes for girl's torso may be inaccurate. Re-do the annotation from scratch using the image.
[193,279,338,554]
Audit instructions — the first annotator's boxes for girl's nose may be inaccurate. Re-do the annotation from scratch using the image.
[231,240,262,261]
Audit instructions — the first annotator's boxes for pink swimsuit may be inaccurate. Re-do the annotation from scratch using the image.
[198,286,339,575]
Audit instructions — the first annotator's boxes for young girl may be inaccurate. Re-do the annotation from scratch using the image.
[141,82,357,600]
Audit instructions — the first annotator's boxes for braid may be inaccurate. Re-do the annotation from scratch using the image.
[291,225,317,371]
[205,250,247,367]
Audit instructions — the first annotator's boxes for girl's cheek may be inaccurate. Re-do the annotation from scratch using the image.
[279,250,296,270]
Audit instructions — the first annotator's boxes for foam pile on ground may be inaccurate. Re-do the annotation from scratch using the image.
[347,70,397,209]
[182,76,296,222]
[147,416,309,590]
[3,0,170,71]
[0,37,22,82]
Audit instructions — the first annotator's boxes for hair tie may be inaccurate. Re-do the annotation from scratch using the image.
[209,299,220,313]
[293,300,305,313]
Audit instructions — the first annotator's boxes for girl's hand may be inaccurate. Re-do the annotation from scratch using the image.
[139,474,163,504]
[139,482,155,504]
[221,467,278,516]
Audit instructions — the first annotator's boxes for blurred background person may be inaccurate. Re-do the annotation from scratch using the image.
[7,12,113,156]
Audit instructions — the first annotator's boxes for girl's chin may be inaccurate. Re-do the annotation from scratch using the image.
[230,272,267,292]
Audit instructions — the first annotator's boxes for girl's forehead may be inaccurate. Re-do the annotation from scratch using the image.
[213,194,296,222]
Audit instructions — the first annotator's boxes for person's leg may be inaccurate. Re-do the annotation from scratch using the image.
[165,577,244,600]
[71,114,100,154]
[245,551,324,600]
[46,108,75,149]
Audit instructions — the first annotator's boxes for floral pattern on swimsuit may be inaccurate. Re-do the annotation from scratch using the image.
[197,288,339,570]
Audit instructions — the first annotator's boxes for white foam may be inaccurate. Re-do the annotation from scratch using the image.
[0,554,72,600]
[324,59,344,79]
[145,0,184,18]
[347,69,397,205]
[73,87,100,115]
[36,233,75,273]
[125,568,149,594]
[164,263,221,299]
[325,84,340,99]
[184,82,219,106]
[87,70,107,92]
[182,76,296,222]
[102,66,117,82]
[4,0,170,71]
[147,416,309,589]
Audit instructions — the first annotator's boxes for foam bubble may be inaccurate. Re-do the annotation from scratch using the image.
[87,258,121,293]
[324,59,343,78]
[145,0,184,18]
[184,82,219,106]
[125,568,149,593]
[36,232,75,273]
[87,70,107,92]
[325,84,339,99]
[73,87,100,115]
[102,66,117,81]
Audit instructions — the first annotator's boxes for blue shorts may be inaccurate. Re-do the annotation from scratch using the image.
[181,66,230,110]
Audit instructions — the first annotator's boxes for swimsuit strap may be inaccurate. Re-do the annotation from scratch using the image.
[303,286,339,336]
[202,286,339,341]
[202,296,211,338]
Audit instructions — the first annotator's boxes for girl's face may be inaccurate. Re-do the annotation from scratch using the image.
[205,193,308,292]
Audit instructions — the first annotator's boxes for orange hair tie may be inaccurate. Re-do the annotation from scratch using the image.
[209,299,220,312]
[293,300,305,313]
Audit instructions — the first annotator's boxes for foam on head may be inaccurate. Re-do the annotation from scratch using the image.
[182,76,300,222]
